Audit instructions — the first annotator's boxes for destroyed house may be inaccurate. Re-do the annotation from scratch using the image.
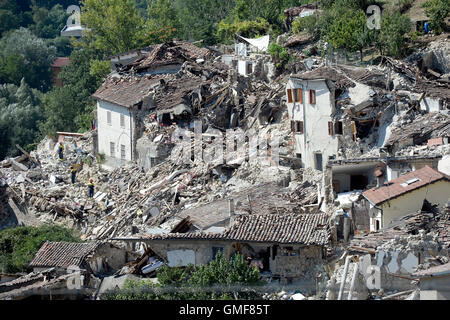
[124,41,212,75]
[284,3,319,30]
[286,66,354,170]
[114,213,329,280]
[106,46,153,71]
[29,241,134,276]
[362,166,450,232]
[414,263,450,300]
[93,76,163,169]
[383,112,450,155]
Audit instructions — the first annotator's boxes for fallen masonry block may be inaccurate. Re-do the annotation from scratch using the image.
[10,159,28,171]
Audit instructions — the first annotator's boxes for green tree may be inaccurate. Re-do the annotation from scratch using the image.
[0,225,80,273]
[380,11,411,58]
[175,0,235,45]
[268,42,290,68]
[217,18,271,43]
[422,0,449,34]
[0,79,43,159]
[38,46,105,137]
[326,9,367,53]
[0,28,56,91]
[103,253,261,300]
[79,0,148,56]
[147,0,181,36]
[29,4,69,39]
[0,55,27,85]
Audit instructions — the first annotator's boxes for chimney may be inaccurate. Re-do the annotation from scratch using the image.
[228,198,235,225]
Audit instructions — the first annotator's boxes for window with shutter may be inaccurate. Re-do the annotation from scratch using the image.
[328,121,333,135]
[287,89,293,103]
[107,111,111,126]
[293,88,297,102]
[309,90,316,104]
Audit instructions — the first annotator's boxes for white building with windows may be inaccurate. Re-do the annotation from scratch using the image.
[93,76,161,169]
[286,67,346,170]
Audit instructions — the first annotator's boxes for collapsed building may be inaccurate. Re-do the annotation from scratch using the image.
[0,37,449,300]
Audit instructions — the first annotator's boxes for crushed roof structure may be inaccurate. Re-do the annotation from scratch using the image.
[350,205,450,250]
[382,56,450,99]
[128,41,212,72]
[92,75,163,108]
[176,183,318,230]
[290,66,356,89]
[153,74,207,112]
[29,241,100,269]
[363,166,450,206]
[114,213,330,245]
[384,112,450,151]
[414,262,450,277]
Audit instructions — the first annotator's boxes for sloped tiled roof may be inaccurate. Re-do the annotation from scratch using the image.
[363,166,450,205]
[120,213,330,245]
[92,76,162,108]
[29,241,100,268]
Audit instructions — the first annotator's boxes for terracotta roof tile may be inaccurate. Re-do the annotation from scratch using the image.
[29,241,100,268]
[92,76,163,108]
[363,166,450,205]
[133,213,330,245]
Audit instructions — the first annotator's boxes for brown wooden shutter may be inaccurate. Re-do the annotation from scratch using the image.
[328,121,333,135]
[298,89,303,103]
[287,89,293,103]
[291,120,295,132]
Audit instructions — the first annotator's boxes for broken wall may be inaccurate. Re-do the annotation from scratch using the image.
[145,240,233,266]
[269,245,324,279]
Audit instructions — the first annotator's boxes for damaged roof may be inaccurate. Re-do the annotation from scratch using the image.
[154,74,207,112]
[116,213,329,245]
[177,182,318,229]
[363,166,450,205]
[29,241,100,268]
[291,66,355,89]
[92,75,162,108]
[129,41,212,71]
[414,262,450,277]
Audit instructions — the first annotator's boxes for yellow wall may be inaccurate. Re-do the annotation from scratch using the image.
[381,180,450,227]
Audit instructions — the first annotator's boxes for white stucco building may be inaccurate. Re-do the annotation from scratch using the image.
[93,76,161,169]
[363,166,450,232]
[286,67,346,170]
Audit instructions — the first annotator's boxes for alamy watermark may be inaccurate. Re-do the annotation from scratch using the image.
[168,121,281,167]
